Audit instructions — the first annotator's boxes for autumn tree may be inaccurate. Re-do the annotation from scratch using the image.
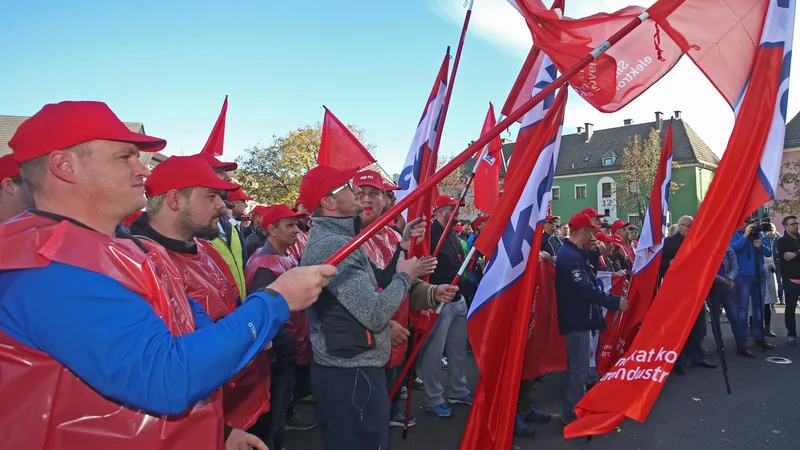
[437,155,479,217]
[772,159,800,214]
[235,123,374,205]
[615,128,683,218]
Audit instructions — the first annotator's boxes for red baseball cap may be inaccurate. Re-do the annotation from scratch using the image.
[261,203,308,228]
[0,154,21,179]
[581,207,605,218]
[609,234,625,247]
[454,224,464,232]
[299,165,359,210]
[8,101,166,163]
[434,194,464,210]
[611,219,631,234]
[545,215,558,222]
[569,213,601,230]
[145,155,239,196]
[473,215,489,229]
[227,188,253,202]
[199,152,238,172]
[383,181,400,191]
[251,205,270,216]
[354,169,384,190]
[594,232,611,243]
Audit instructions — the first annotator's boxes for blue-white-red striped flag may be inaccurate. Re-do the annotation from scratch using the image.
[460,54,568,450]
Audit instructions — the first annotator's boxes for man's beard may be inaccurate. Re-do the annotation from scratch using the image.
[178,210,221,241]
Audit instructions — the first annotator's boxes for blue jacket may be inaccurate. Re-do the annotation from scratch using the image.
[730,229,772,277]
[555,240,622,335]
[0,262,289,416]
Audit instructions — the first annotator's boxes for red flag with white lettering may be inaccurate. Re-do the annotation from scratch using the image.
[473,103,503,214]
[564,0,794,437]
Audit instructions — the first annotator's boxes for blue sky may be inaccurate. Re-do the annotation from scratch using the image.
[2,0,799,176]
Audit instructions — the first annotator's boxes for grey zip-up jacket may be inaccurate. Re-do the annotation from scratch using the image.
[301,215,411,368]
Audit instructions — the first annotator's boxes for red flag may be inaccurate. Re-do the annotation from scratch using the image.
[592,272,628,375]
[564,0,794,437]
[520,260,565,380]
[201,95,228,156]
[511,0,682,112]
[473,103,503,214]
[317,107,376,170]
[501,0,564,120]
[597,123,675,376]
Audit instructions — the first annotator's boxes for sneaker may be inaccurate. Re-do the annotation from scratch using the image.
[789,336,797,346]
[514,414,537,438]
[427,402,453,418]
[522,406,552,424]
[399,385,408,400]
[389,413,417,427]
[413,377,424,390]
[297,394,316,403]
[448,393,474,405]
[285,412,316,431]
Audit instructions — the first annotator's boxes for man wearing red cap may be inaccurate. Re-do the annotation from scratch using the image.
[0,154,34,223]
[0,101,336,450]
[243,204,318,450]
[420,194,473,418]
[611,219,634,268]
[129,154,277,446]
[244,205,270,256]
[298,164,421,450]
[556,213,629,425]
[354,170,459,428]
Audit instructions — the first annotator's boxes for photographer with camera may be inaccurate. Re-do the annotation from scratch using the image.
[730,217,774,351]
[776,216,800,346]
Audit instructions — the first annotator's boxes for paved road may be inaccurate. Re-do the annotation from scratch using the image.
[286,306,800,449]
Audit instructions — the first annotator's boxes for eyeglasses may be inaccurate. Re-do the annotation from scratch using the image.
[329,180,354,196]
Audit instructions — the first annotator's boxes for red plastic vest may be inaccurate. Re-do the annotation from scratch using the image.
[362,226,409,368]
[288,230,308,260]
[0,212,224,450]
[245,246,312,365]
[160,239,271,430]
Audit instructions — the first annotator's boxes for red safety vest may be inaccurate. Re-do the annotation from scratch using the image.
[245,245,312,365]
[362,226,409,368]
[0,212,224,450]
[160,238,271,430]
[288,230,309,260]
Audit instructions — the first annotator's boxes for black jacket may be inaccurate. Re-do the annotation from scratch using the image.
[659,233,684,279]
[556,240,622,334]
[429,219,466,286]
[776,233,800,280]
[245,228,267,258]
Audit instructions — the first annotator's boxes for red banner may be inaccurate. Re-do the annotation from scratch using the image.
[473,103,502,214]
[521,259,565,380]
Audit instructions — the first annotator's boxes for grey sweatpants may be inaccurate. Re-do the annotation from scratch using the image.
[563,330,592,422]
[418,298,470,408]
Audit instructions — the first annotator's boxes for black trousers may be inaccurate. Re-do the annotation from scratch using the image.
[785,279,800,338]
[249,359,296,450]
[311,363,389,450]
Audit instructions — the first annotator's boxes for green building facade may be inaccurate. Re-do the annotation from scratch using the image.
[497,111,720,228]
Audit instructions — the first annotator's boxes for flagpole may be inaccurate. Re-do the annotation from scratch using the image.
[324,12,651,268]
[389,246,478,401]
[410,0,475,234]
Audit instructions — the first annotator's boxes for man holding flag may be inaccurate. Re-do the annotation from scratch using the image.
[557,213,629,424]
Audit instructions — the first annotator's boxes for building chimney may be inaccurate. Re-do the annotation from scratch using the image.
[623,119,633,126]
[577,126,584,134]
[674,110,682,120]
[654,111,663,131]
[584,123,594,142]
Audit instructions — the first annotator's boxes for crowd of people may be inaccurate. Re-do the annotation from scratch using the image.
[1,100,799,449]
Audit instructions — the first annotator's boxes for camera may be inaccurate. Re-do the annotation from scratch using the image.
[748,215,771,240]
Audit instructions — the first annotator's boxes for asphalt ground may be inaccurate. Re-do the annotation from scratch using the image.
[286,305,800,449]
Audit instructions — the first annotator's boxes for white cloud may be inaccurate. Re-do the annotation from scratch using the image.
[428,0,800,157]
